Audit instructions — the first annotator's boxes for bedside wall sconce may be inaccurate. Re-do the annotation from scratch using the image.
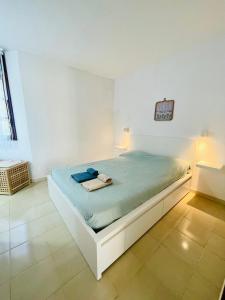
[196,129,211,160]
[196,129,224,170]
[201,129,209,137]
[115,128,130,151]
[197,130,209,154]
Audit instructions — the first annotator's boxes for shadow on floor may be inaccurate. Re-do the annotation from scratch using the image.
[186,194,225,222]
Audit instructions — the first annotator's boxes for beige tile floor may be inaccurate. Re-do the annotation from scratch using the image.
[0,181,225,300]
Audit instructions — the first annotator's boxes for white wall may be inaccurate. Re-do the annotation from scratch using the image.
[1,51,114,179]
[19,52,114,179]
[114,36,225,201]
[2,38,225,201]
[0,51,32,162]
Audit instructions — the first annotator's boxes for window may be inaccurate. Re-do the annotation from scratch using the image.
[0,50,17,140]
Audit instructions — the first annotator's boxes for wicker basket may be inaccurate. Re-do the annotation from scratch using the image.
[0,161,30,195]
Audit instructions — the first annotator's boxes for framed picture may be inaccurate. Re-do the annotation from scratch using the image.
[154,98,174,121]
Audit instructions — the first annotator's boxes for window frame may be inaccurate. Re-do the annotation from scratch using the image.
[0,51,17,141]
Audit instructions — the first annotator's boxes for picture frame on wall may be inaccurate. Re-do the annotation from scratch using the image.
[154,98,174,121]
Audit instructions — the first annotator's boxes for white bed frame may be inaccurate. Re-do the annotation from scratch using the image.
[48,135,195,280]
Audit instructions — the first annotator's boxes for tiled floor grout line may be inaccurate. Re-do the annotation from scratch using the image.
[0,226,10,256]
[9,206,63,233]
[5,197,68,296]
[9,233,75,283]
[175,210,225,260]
[9,201,55,230]
[146,206,224,299]
[9,221,66,252]
[44,240,95,299]
[176,221,224,299]
[175,219,214,248]
[10,251,53,281]
[1,183,225,299]
[168,241,207,300]
[42,238,94,300]
[45,267,86,300]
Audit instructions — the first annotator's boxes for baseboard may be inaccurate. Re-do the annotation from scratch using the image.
[31,176,47,183]
[192,190,225,206]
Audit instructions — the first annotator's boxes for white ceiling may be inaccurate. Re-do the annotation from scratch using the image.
[1,0,225,78]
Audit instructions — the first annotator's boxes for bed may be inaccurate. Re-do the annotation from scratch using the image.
[48,148,192,280]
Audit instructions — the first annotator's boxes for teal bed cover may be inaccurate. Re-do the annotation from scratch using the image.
[51,151,189,230]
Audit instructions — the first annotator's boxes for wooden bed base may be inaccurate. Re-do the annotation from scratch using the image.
[48,173,191,280]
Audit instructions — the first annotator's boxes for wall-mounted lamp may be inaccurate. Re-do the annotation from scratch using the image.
[196,129,223,170]
[115,128,130,151]
[197,129,210,154]
[200,129,209,137]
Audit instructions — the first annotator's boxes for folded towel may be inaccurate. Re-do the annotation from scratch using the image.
[87,168,99,176]
[81,178,112,192]
[97,173,112,183]
[71,172,97,183]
